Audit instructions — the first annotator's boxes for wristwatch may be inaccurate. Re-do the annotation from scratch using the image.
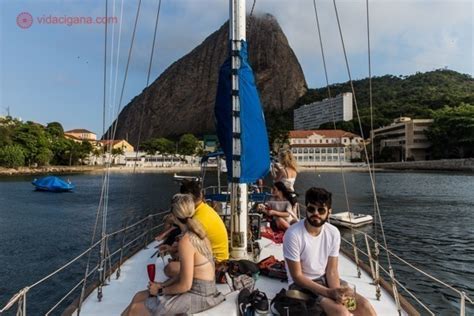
[158,288,164,296]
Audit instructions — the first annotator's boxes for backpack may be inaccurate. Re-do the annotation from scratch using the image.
[258,256,287,281]
[270,288,323,316]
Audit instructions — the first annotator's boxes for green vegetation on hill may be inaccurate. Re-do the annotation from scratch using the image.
[269,69,474,158]
[298,69,473,136]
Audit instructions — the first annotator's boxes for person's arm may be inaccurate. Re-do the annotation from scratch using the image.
[161,234,194,295]
[268,209,289,218]
[325,256,341,289]
[158,242,179,258]
[326,228,341,289]
[323,230,349,304]
[286,259,331,297]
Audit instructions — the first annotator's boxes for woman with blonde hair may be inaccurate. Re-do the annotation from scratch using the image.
[122,194,224,316]
[272,149,298,191]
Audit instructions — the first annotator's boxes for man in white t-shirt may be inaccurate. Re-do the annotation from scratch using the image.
[283,187,376,316]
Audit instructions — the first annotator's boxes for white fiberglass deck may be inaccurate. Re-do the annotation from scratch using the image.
[78,238,407,315]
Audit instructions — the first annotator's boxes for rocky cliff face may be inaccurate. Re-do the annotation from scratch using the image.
[109,14,307,144]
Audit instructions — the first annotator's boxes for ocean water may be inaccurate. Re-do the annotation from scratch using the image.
[0,170,473,315]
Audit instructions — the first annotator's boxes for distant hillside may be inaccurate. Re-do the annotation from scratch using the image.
[294,69,473,136]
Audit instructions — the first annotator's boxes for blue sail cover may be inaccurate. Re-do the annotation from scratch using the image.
[32,176,75,192]
[215,40,270,183]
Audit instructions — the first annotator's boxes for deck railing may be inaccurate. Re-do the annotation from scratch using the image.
[339,227,473,316]
[0,210,169,316]
[1,207,472,316]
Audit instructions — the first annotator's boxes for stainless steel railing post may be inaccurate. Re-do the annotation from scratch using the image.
[351,231,361,278]
[389,266,401,315]
[460,291,466,316]
[374,241,381,300]
[365,234,376,280]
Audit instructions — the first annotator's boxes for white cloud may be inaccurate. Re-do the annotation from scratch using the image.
[25,0,473,87]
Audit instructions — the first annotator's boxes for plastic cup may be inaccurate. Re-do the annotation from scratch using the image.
[344,283,357,312]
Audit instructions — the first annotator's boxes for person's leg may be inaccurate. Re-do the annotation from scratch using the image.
[164,261,180,278]
[121,291,150,316]
[320,297,351,316]
[352,293,376,316]
[275,217,290,231]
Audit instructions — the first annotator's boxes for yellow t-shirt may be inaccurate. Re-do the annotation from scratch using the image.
[193,202,229,262]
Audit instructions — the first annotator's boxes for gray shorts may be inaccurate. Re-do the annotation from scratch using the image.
[289,276,347,304]
[145,279,224,315]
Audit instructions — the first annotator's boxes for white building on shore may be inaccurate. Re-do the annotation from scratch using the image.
[88,151,199,167]
[288,130,364,166]
[294,93,353,129]
[371,117,433,161]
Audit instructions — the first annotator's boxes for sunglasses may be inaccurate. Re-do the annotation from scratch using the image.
[306,204,328,215]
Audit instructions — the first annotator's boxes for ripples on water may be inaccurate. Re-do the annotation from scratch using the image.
[0,170,473,315]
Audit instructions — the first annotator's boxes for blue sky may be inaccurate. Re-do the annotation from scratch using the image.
[1,0,472,136]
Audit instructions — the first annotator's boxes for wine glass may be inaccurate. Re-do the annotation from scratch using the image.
[147,263,156,282]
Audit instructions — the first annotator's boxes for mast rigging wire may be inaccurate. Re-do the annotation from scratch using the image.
[331,2,398,305]
[312,0,360,278]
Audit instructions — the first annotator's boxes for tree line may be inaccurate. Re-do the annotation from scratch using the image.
[0,118,96,168]
[0,118,205,168]
[140,133,202,158]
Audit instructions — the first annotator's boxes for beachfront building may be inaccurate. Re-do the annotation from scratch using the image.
[371,117,433,161]
[64,129,97,142]
[294,93,353,129]
[98,140,134,153]
[87,140,134,165]
[288,130,364,166]
[123,152,197,168]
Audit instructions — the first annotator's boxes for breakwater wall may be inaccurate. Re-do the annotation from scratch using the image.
[375,158,474,172]
[0,165,104,176]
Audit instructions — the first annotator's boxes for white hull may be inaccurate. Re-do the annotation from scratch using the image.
[77,237,407,316]
[330,212,373,228]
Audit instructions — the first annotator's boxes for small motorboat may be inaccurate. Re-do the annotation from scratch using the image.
[32,176,75,192]
[330,211,373,228]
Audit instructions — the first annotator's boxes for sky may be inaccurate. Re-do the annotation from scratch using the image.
[0,0,472,136]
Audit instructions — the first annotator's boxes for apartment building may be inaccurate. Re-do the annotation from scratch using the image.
[294,93,353,129]
[371,117,433,161]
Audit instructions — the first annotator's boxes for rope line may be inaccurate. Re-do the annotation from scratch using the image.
[366,0,378,246]
[249,0,257,18]
[121,0,163,244]
[312,0,360,277]
[331,0,394,278]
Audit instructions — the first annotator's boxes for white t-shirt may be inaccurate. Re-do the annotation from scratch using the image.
[283,220,341,284]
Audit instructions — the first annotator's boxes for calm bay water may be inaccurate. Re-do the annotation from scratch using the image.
[0,170,473,315]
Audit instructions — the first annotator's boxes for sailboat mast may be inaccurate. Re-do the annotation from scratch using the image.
[229,0,248,259]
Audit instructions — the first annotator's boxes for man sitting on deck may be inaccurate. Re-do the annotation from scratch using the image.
[283,187,376,316]
[161,180,229,277]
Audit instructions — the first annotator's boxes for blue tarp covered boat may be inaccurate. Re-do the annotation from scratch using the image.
[32,176,75,192]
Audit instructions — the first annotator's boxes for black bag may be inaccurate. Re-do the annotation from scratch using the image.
[228,259,260,277]
[270,288,322,316]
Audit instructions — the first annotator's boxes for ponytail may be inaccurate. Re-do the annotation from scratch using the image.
[186,217,207,240]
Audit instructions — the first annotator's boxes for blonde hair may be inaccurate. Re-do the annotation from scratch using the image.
[279,150,298,171]
[171,194,213,261]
